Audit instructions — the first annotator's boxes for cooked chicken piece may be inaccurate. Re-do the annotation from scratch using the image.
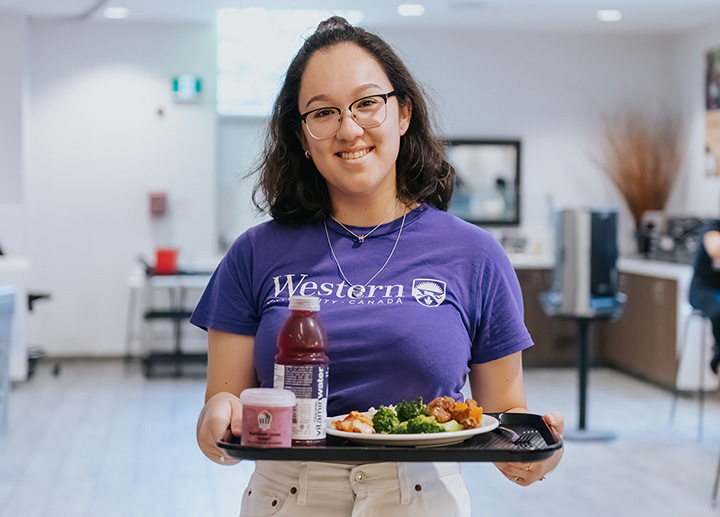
[449,399,483,429]
[351,419,375,434]
[332,410,376,434]
[427,396,457,423]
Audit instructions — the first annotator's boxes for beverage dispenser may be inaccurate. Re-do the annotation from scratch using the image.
[541,207,626,318]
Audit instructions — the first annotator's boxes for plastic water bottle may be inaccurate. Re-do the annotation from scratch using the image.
[273,296,329,446]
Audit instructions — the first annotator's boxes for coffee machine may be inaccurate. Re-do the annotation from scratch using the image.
[541,207,626,318]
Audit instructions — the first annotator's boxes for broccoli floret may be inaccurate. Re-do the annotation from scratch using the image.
[393,421,409,434]
[439,420,464,433]
[372,406,400,434]
[405,415,446,434]
[395,398,428,422]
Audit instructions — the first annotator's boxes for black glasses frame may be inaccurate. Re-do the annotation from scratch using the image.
[299,91,397,138]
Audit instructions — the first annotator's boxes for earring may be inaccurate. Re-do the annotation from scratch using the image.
[305,150,311,159]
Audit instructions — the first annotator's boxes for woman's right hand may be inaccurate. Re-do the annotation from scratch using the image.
[196,391,243,465]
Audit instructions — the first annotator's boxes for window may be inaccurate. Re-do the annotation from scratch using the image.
[217,8,364,117]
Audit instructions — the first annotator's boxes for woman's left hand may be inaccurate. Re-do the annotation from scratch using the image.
[494,411,564,486]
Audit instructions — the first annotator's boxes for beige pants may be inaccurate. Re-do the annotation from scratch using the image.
[239,460,471,517]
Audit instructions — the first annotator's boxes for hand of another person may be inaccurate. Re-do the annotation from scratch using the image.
[494,411,564,486]
[196,391,243,465]
[705,230,720,261]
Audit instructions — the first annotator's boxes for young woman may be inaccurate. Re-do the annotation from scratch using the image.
[191,16,563,517]
[689,220,720,374]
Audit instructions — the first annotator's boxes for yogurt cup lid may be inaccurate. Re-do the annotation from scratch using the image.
[240,388,296,407]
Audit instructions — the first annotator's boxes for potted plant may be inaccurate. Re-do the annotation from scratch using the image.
[594,107,685,255]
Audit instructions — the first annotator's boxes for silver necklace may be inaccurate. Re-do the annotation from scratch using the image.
[323,211,406,299]
[331,199,401,244]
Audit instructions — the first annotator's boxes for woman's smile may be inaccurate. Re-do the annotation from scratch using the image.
[338,147,373,160]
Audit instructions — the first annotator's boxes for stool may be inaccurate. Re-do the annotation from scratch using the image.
[669,308,713,441]
[26,292,61,379]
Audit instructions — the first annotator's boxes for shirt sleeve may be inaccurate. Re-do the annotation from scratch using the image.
[189,231,260,336]
[470,237,534,364]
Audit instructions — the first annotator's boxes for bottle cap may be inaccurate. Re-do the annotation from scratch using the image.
[289,295,320,312]
[239,388,296,407]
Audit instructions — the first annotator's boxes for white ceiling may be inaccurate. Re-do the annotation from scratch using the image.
[1,0,720,33]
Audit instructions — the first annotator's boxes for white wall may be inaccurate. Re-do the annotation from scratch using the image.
[24,20,217,356]
[0,11,29,380]
[216,117,269,249]
[670,23,720,217]
[0,11,27,255]
[0,11,24,206]
[381,28,678,254]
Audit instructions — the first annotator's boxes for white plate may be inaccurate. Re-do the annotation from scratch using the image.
[326,413,499,447]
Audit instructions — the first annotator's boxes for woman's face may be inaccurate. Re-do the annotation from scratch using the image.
[298,42,411,205]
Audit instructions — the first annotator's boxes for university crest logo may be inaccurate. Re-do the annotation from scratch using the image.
[412,279,446,307]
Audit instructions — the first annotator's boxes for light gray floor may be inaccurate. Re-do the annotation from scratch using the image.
[1,359,720,517]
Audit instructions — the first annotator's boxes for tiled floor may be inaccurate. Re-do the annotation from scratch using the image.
[1,359,719,516]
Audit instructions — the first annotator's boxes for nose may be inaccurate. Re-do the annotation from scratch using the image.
[335,109,364,141]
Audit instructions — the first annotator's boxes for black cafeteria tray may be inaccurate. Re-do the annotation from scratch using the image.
[218,412,562,463]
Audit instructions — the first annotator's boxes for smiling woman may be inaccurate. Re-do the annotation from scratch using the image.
[297,42,411,210]
[190,15,563,517]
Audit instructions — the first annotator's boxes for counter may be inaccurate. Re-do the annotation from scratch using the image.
[511,254,712,391]
[0,257,29,382]
[617,256,693,283]
[614,257,710,390]
[507,253,554,270]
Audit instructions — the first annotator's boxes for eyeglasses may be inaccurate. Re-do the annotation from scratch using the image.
[300,91,397,140]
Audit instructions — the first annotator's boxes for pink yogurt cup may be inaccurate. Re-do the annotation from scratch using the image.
[239,388,296,448]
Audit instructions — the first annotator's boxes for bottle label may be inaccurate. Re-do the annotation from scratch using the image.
[274,364,328,441]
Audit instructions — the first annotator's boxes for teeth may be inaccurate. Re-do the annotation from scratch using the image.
[339,148,370,160]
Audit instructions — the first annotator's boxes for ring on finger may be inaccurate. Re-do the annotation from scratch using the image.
[524,463,534,471]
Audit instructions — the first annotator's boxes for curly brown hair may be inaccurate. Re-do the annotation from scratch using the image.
[252,16,454,223]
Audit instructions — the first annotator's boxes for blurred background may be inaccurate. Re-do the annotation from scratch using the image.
[2,1,720,515]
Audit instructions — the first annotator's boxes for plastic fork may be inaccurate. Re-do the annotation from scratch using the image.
[495,425,520,442]
[495,426,540,448]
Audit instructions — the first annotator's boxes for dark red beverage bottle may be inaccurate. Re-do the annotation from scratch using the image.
[273,296,329,446]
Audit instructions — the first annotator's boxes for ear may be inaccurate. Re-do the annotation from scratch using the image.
[297,129,308,153]
[398,99,412,136]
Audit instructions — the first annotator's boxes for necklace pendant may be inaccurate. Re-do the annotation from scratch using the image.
[357,236,365,244]
[350,285,365,298]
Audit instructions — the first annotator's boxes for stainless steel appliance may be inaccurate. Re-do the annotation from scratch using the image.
[542,207,626,318]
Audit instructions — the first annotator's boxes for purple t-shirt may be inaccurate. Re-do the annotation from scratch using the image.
[190,204,533,416]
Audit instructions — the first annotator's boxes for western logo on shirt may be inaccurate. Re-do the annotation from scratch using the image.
[273,274,403,299]
[412,279,446,307]
[271,273,448,307]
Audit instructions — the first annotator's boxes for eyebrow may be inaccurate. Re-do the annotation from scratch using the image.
[303,83,385,110]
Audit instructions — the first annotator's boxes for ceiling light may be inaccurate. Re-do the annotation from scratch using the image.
[397,4,426,17]
[596,9,622,22]
[104,7,129,19]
